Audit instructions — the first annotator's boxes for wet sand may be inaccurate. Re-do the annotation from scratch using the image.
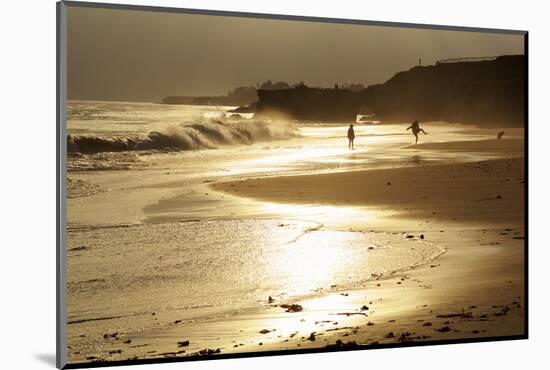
[80,223,524,362]
[207,137,525,351]
[213,139,524,224]
[67,135,525,364]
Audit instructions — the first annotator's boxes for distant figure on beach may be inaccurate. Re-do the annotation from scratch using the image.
[406,120,427,144]
[347,124,355,149]
[497,131,505,139]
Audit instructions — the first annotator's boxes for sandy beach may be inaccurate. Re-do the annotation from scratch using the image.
[213,139,524,224]
[65,109,525,364]
[207,138,525,351]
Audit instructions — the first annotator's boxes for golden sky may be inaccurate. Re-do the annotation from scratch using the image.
[67,5,524,102]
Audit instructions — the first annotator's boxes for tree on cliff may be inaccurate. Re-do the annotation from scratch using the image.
[260,80,291,90]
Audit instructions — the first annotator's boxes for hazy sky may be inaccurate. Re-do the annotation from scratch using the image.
[67,5,524,102]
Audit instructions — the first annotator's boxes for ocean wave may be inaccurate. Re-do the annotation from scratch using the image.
[67,118,298,154]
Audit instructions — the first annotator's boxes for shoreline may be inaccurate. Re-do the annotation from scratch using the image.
[212,140,524,225]
[67,136,526,364]
[205,138,525,351]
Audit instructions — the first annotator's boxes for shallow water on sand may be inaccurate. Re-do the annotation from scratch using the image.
[67,219,443,361]
[68,220,443,320]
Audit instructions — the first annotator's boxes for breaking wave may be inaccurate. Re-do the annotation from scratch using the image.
[67,118,298,154]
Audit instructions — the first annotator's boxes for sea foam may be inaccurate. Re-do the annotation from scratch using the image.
[67,118,298,154]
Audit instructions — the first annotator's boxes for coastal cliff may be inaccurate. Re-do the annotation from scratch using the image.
[255,55,525,126]
[256,86,366,122]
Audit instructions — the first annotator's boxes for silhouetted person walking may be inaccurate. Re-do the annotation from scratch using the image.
[406,120,427,144]
[348,124,355,149]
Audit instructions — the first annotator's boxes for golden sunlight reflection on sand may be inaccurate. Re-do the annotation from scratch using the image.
[275,232,346,295]
[250,146,355,167]
[260,201,377,224]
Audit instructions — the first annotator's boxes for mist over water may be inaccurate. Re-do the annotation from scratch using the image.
[67,118,298,153]
[68,103,297,154]
[67,101,300,170]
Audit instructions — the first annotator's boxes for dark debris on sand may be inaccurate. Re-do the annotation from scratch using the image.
[326,339,360,349]
[190,348,221,356]
[154,350,186,358]
[280,304,303,312]
[398,332,413,342]
[436,309,473,319]
[334,312,368,317]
